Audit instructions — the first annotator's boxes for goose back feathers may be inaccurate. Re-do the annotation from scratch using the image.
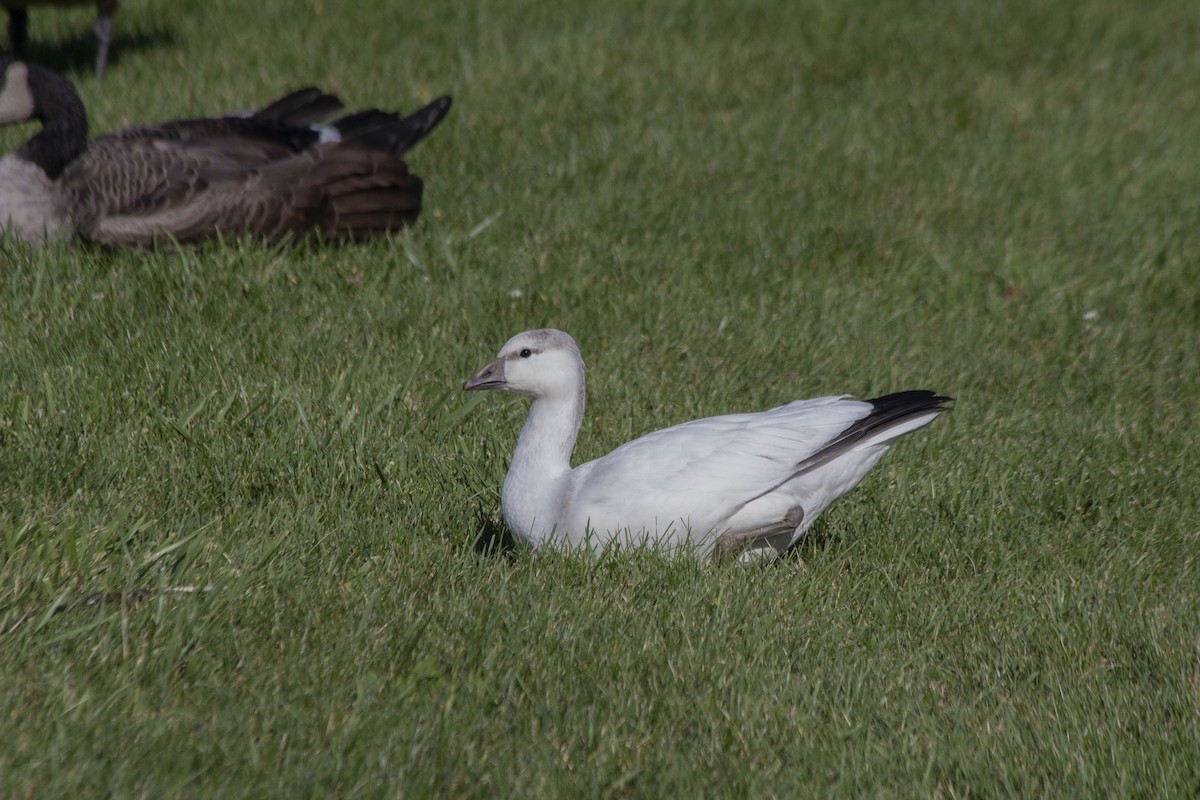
[465,329,952,562]
[0,59,451,246]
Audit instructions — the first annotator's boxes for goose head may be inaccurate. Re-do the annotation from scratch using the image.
[463,329,585,400]
[0,61,36,125]
[1,59,88,179]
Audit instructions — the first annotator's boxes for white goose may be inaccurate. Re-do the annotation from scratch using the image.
[464,329,952,562]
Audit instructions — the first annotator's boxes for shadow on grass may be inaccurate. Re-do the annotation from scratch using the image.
[470,509,844,566]
[10,23,177,77]
[780,521,844,566]
[471,508,520,558]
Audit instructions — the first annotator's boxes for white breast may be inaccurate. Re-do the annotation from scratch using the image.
[0,155,70,243]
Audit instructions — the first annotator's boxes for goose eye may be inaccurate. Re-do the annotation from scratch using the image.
[519,348,533,358]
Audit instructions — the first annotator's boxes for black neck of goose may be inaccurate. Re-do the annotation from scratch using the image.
[15,64,88,179]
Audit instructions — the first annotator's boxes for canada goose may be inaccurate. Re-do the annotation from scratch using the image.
[3,0,118,78]
[0,59,452,247]
[464,329,952,562]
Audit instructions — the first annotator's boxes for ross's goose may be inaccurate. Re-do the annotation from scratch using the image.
[464,329,952,562]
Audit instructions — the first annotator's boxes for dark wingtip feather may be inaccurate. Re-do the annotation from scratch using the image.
[252,87,345,127]
[789,390,951,477]
[863,390,954,417]
[852,390,953,440]
[333,94,452,156]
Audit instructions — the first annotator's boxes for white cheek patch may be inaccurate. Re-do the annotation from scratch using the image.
[0,62,36,125]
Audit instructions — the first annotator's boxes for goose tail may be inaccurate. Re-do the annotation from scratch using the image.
[332,95,452,156]
[854,390,954,448]
[792,390,952,476]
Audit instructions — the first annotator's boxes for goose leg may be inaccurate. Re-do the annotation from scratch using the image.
[710,506,805,564]
[92,13,113,79]
[7,10,28,58]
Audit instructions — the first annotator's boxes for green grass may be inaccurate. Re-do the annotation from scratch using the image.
[3,0,1199,795]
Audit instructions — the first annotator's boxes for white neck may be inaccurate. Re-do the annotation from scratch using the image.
[500,377,585,545]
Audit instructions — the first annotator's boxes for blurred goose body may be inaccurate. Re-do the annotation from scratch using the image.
[0,59,451,247]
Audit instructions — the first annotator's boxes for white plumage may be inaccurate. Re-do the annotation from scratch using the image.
[464,329,951,561]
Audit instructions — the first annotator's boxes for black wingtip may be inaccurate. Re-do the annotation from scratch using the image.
[864,390,954,414]
[856,390,953,438]
[332,94,452,157]
[788,390,950,478]
[422,95,453,126]
[864,391,955,434]
[252,87,345,127]
[395,94,453,152]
